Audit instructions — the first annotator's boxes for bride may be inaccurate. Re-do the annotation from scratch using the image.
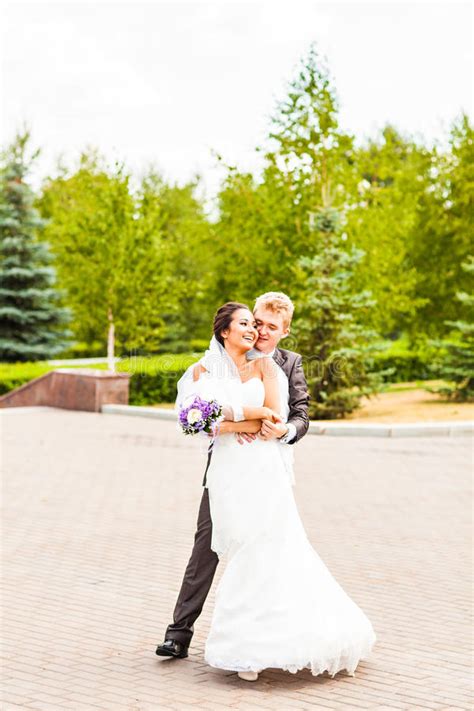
[176,301,376,681]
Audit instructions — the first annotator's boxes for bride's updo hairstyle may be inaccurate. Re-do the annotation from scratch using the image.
[213,302,251,346]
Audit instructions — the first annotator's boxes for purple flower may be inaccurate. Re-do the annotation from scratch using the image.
[178,396,223,436]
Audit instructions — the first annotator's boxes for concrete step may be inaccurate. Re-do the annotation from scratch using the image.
[101,404,473,437]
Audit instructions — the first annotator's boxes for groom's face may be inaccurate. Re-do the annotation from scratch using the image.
[253,307,289,354]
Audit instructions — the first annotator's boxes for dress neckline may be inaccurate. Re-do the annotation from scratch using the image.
[240,376,263,386]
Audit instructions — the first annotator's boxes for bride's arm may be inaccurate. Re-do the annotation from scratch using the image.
[261,356,281,414]
[242,404,281,421]
[241,358,281,421]
[192,363,206,381]
[219,419,261,434]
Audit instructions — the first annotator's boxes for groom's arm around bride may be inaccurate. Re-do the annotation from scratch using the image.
[156,292,310,659]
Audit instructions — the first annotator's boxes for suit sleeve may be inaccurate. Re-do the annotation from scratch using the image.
[287,354,310,444]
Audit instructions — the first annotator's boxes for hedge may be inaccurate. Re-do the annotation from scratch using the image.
[118,354,200,405]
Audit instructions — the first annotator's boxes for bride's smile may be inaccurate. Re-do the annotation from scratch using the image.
[219,307,258,352]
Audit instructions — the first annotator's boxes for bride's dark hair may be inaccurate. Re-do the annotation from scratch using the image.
[213,302,251,346]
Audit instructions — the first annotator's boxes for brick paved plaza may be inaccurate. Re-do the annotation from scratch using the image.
[1,407,472,711]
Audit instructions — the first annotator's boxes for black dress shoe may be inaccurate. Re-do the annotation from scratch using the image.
[155,639,189,659]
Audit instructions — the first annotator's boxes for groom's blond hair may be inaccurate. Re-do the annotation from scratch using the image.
[254,292,294,329]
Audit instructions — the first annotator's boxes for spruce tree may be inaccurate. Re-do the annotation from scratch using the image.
[0,132,69,361]
[293,206,392,419]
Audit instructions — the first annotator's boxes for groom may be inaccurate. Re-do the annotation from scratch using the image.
[156,291,310,659]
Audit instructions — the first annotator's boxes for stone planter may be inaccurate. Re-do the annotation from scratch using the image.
[0,369,131,412]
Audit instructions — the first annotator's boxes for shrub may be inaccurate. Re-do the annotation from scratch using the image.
[371,338,439,382]
[118,354,201,405]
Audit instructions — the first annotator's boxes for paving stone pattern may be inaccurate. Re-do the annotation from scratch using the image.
[1,408,472,711]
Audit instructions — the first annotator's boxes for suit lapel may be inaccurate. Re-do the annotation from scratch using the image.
[273,348,286,370]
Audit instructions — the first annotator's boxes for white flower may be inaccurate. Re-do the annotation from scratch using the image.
[187,408,203,425]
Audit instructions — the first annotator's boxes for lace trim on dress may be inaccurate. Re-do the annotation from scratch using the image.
[205,636,376,676]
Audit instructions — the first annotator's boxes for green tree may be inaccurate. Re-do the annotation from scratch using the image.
[410,113,474,339]
[0,132,69,362]
[38,153,166,366]
[136,172,213,351]
[265,43,357,210]
[427,255,474,402]
[210,43,394,415]
[211,168,297,309]
[263,44,388,416]
[212,43,357,313]
[293,207,389,419]
[345,125,432,337]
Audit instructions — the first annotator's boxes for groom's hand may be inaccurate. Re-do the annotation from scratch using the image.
[258,419,289,441]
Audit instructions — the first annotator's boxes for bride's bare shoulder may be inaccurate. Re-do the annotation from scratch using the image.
[254,354,277,378]
[192,363,208,382]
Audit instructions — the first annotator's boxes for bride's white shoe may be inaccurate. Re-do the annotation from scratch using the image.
[237,671,259,681]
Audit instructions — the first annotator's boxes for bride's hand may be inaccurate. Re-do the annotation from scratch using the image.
[262,407,282,423]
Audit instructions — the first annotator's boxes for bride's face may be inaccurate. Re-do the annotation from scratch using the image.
[221,308,258,351]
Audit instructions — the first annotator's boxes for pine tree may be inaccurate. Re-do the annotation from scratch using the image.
[427,256,474,402]
[0,132,69,361]
[293,206,392,419]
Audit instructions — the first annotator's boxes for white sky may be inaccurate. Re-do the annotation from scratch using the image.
[1,0,473,202]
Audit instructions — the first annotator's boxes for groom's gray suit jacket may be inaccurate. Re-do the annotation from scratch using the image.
[202,347,310,486]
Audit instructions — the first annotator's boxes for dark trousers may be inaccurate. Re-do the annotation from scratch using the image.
[165,487,219,647]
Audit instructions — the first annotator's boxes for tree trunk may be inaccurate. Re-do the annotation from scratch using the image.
[321,151,331,208]
[107,308,115,373]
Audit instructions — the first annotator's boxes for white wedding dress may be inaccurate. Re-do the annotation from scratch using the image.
[203,377,376,676]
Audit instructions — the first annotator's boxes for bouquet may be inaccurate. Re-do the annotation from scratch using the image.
[178,395,223,436]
